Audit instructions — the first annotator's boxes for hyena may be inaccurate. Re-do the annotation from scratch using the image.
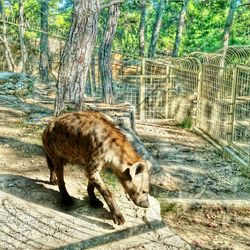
[42,111,150,225]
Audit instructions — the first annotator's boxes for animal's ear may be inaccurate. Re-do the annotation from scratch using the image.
[123,168,132,181]
[130,162,146,178]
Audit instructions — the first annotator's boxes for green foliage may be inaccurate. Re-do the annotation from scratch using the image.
[239,165,250,179]
[110,0,249,56]
[160,202,182,216]
[180,116,192,129]
[100,169,120,191]
[1,0,249,56]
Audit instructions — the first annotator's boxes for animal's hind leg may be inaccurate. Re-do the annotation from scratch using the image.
[54,161,73,206]
[87,180,103,208]
[46,154,57,185]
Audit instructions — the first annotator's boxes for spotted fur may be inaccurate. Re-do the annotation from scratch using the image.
[42,111,150,225]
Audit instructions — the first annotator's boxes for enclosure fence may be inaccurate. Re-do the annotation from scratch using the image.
[96,49,250,165]
[0,19,249,165]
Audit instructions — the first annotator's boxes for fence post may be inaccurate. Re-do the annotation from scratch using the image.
[195,66,203,128]
[139,58,145,120]
[228,67,238,146]
[165,64,170,119]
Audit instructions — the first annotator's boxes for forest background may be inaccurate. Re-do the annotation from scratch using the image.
[1,0,249,58]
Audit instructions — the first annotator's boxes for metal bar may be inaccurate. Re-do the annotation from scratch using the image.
[165,64,170,119]
[228,67,238,145]
[117,75,168,78]
[139,59,145,120]
[195,67,202,127]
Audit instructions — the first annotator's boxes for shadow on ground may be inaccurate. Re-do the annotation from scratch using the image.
[0,136,45,157]
[0,174,174,250]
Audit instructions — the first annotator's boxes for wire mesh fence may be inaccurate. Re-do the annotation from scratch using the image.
[168,63,200,124]
[233,66,250,159]
[0,18,249,164]
[198,65,234,145]
[0,18,65,80]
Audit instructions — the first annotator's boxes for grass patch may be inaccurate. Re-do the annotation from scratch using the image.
[180,116,192,129]
[160,201,182,216]
[239,165,250,179]
[100,168,120,191]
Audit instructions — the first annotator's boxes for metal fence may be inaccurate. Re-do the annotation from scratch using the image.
[106,51,249,166]
[0,18,249,165]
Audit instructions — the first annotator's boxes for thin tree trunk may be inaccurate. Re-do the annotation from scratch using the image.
[54,1,100,116]
[18,0,27,73]
[220,0,237,68]
[98,3,120,104]
[172,0,189,57]
[91,53,96,94]
[148,0,165,58]
[139,0,146,57]
[39,0,50,84]
[0,0,17,71]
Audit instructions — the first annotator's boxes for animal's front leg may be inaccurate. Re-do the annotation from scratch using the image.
[89,172,125,225]
[87,180,104,208]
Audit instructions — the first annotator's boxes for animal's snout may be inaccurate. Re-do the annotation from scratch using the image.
[138,199,149,208]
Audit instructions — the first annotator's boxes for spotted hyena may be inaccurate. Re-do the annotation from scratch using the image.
[42,111,150,225]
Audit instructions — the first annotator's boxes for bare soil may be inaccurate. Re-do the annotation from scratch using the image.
[136,121,250,250]
[0,84,189,250]
[0,82,249,249]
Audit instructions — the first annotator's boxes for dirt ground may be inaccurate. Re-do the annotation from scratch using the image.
[0,84,190,250]
[0,82,250,249]
[136,122,250,250]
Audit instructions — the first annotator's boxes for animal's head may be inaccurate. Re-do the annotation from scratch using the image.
[119,160,151,208]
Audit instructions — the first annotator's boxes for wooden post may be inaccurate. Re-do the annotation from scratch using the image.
[139,58,145,120]
[228,67,238,146]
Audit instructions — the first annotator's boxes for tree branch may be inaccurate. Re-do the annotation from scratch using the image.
[237,3,250,8]
[100,0,124,10]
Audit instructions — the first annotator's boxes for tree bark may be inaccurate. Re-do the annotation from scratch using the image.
[18,0,27,73]
[220,0,237,67]
[54,1,100,116]
[139,0,146,57]
[172,0,189,57]
[39,0,50,84]
[0,0,17,71]
[90,53,96,94]
[148,0,165,58]
[98,3,120,104]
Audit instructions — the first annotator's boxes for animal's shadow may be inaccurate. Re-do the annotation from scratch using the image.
[0,174,113,230]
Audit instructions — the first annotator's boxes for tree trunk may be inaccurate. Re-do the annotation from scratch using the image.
[18,0,27,73]
[172,0,189,57]
[0,0,17,71]
[98,3,120,104]
[54,1,100,116]
[139,0,146,57]
[39,0,50,84]
[90,53,96,94]
[148,0,165,58]
[220,0,237,68]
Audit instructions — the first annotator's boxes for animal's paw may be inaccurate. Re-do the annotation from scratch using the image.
[50,177,58,185]
[112,211,125,225]
[89,198,104,208]
[61,195,74,206]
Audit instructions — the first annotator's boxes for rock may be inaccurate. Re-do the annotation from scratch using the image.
[143,195,162,223]
[0,72,34,97]
[102,112,161,174]
[119,126,161,174]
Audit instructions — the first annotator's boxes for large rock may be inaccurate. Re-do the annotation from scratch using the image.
[0,72,34,97]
